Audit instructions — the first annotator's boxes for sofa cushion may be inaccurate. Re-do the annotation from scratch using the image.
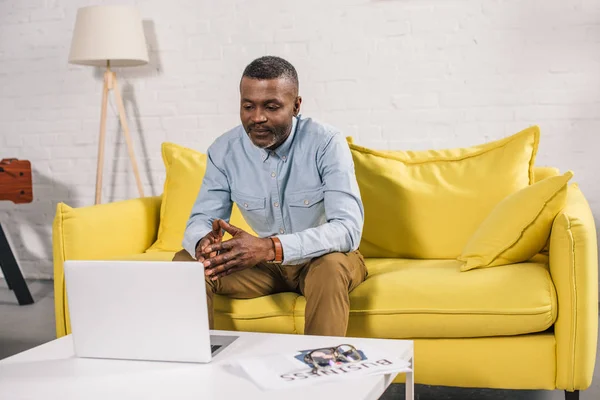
[147,142,207,252]
[145,254,555,339]
[533,167,562,254]
[214,292,300,334]
[113,252,556,339]
[339,257,557,338]
[147,142,255,253]
[347,126,539,258]
[459,171,572,271]
[533,166,560,183]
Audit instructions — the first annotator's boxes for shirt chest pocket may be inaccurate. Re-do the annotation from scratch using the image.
[287,187,326,228]
[231,190,267,225]
[288,187,325,208]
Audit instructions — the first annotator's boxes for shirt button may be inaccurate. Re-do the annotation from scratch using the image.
[271,172,276,177]
[282,155,287,160]
[244,203,248,208]
[274,202,279,207]
[304,200,309,205]
[279,228,285,234]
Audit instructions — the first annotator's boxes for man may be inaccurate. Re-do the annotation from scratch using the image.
[173,56,367,337]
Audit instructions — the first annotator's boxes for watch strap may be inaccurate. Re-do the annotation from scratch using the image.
[269,236,283,263]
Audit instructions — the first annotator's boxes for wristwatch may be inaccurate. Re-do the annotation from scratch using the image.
[268,237,283,263]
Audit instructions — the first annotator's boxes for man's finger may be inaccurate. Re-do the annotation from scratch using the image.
[200,235,220,254]
[205,257,241,279]
[203,248,239,269]
[203,240,235,255]
[211,218,221,233]
[196,237,210,255]
[218,219,241,236]
[200,243,213,255]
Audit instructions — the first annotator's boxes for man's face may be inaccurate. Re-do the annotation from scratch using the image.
[240,76,301,150]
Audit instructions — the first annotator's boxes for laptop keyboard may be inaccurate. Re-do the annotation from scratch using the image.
[211,344,222,354]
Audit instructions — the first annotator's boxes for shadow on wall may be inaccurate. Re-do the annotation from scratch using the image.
[141,20,163,76]
[89,20,163,203]
[0,167,71,280]
[108,82,157,203]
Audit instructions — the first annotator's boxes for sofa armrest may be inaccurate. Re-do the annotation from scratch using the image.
[52,196,162,338]
[549,183,598,391]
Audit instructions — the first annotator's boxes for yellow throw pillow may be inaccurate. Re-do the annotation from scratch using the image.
[458,171,573,271]
[348,126,539,259]
[533,166,560,183]
[147,142,254,253]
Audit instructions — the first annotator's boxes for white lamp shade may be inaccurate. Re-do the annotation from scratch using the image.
[69,5,149,67]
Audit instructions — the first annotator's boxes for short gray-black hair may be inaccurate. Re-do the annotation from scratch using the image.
[242,56,299,90]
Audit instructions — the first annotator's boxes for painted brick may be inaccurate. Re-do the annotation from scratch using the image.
[0,0,597,285]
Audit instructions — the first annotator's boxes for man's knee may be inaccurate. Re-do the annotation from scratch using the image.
[305,253,349,286]
[173,249,195,262]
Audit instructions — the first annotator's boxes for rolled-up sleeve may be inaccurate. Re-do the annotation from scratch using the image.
[277,133,364,265]
[182,146,233,258]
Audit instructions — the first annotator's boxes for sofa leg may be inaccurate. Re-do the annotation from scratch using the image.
[565,390,579,400]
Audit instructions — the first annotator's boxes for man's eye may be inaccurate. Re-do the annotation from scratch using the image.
[266,106,279,111]
[243,105,253,110]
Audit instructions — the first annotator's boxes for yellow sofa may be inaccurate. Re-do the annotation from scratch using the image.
[52,130,598,397]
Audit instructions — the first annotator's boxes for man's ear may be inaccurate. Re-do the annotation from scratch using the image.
[294,96,302,116]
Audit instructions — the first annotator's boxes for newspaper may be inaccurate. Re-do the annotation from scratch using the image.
[232,344,412,391]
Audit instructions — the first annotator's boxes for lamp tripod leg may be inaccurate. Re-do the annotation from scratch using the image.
[95,70,110,205]
[112,73,145,198]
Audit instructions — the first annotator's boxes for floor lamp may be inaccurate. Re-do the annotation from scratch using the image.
[68,5,148,205]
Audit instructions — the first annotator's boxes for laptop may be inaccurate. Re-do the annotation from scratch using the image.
[63,260,237,363]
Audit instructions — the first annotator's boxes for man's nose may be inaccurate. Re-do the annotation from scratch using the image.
[251,110,267,124]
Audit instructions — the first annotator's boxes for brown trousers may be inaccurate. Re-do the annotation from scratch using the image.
[172,249,368,337]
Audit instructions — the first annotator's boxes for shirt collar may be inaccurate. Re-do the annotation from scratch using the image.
[260,115,298,163]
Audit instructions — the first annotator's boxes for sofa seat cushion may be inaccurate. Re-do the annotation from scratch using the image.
[221,256,556,338]
[340,257,557,338]
[105,253,557,339]
[214,292,300,334]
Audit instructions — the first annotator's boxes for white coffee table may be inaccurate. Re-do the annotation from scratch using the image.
[0,330,414,400]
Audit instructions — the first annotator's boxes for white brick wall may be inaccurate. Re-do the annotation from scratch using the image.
[1,0,599,281]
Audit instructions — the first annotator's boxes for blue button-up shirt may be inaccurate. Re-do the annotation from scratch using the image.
[182,115,364,265]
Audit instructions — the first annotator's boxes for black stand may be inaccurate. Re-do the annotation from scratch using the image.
[0,223,33,305]
[565,390,579,400]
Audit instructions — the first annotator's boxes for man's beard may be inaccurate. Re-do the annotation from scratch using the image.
[259,134,279,149]
[246,124,290,149]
